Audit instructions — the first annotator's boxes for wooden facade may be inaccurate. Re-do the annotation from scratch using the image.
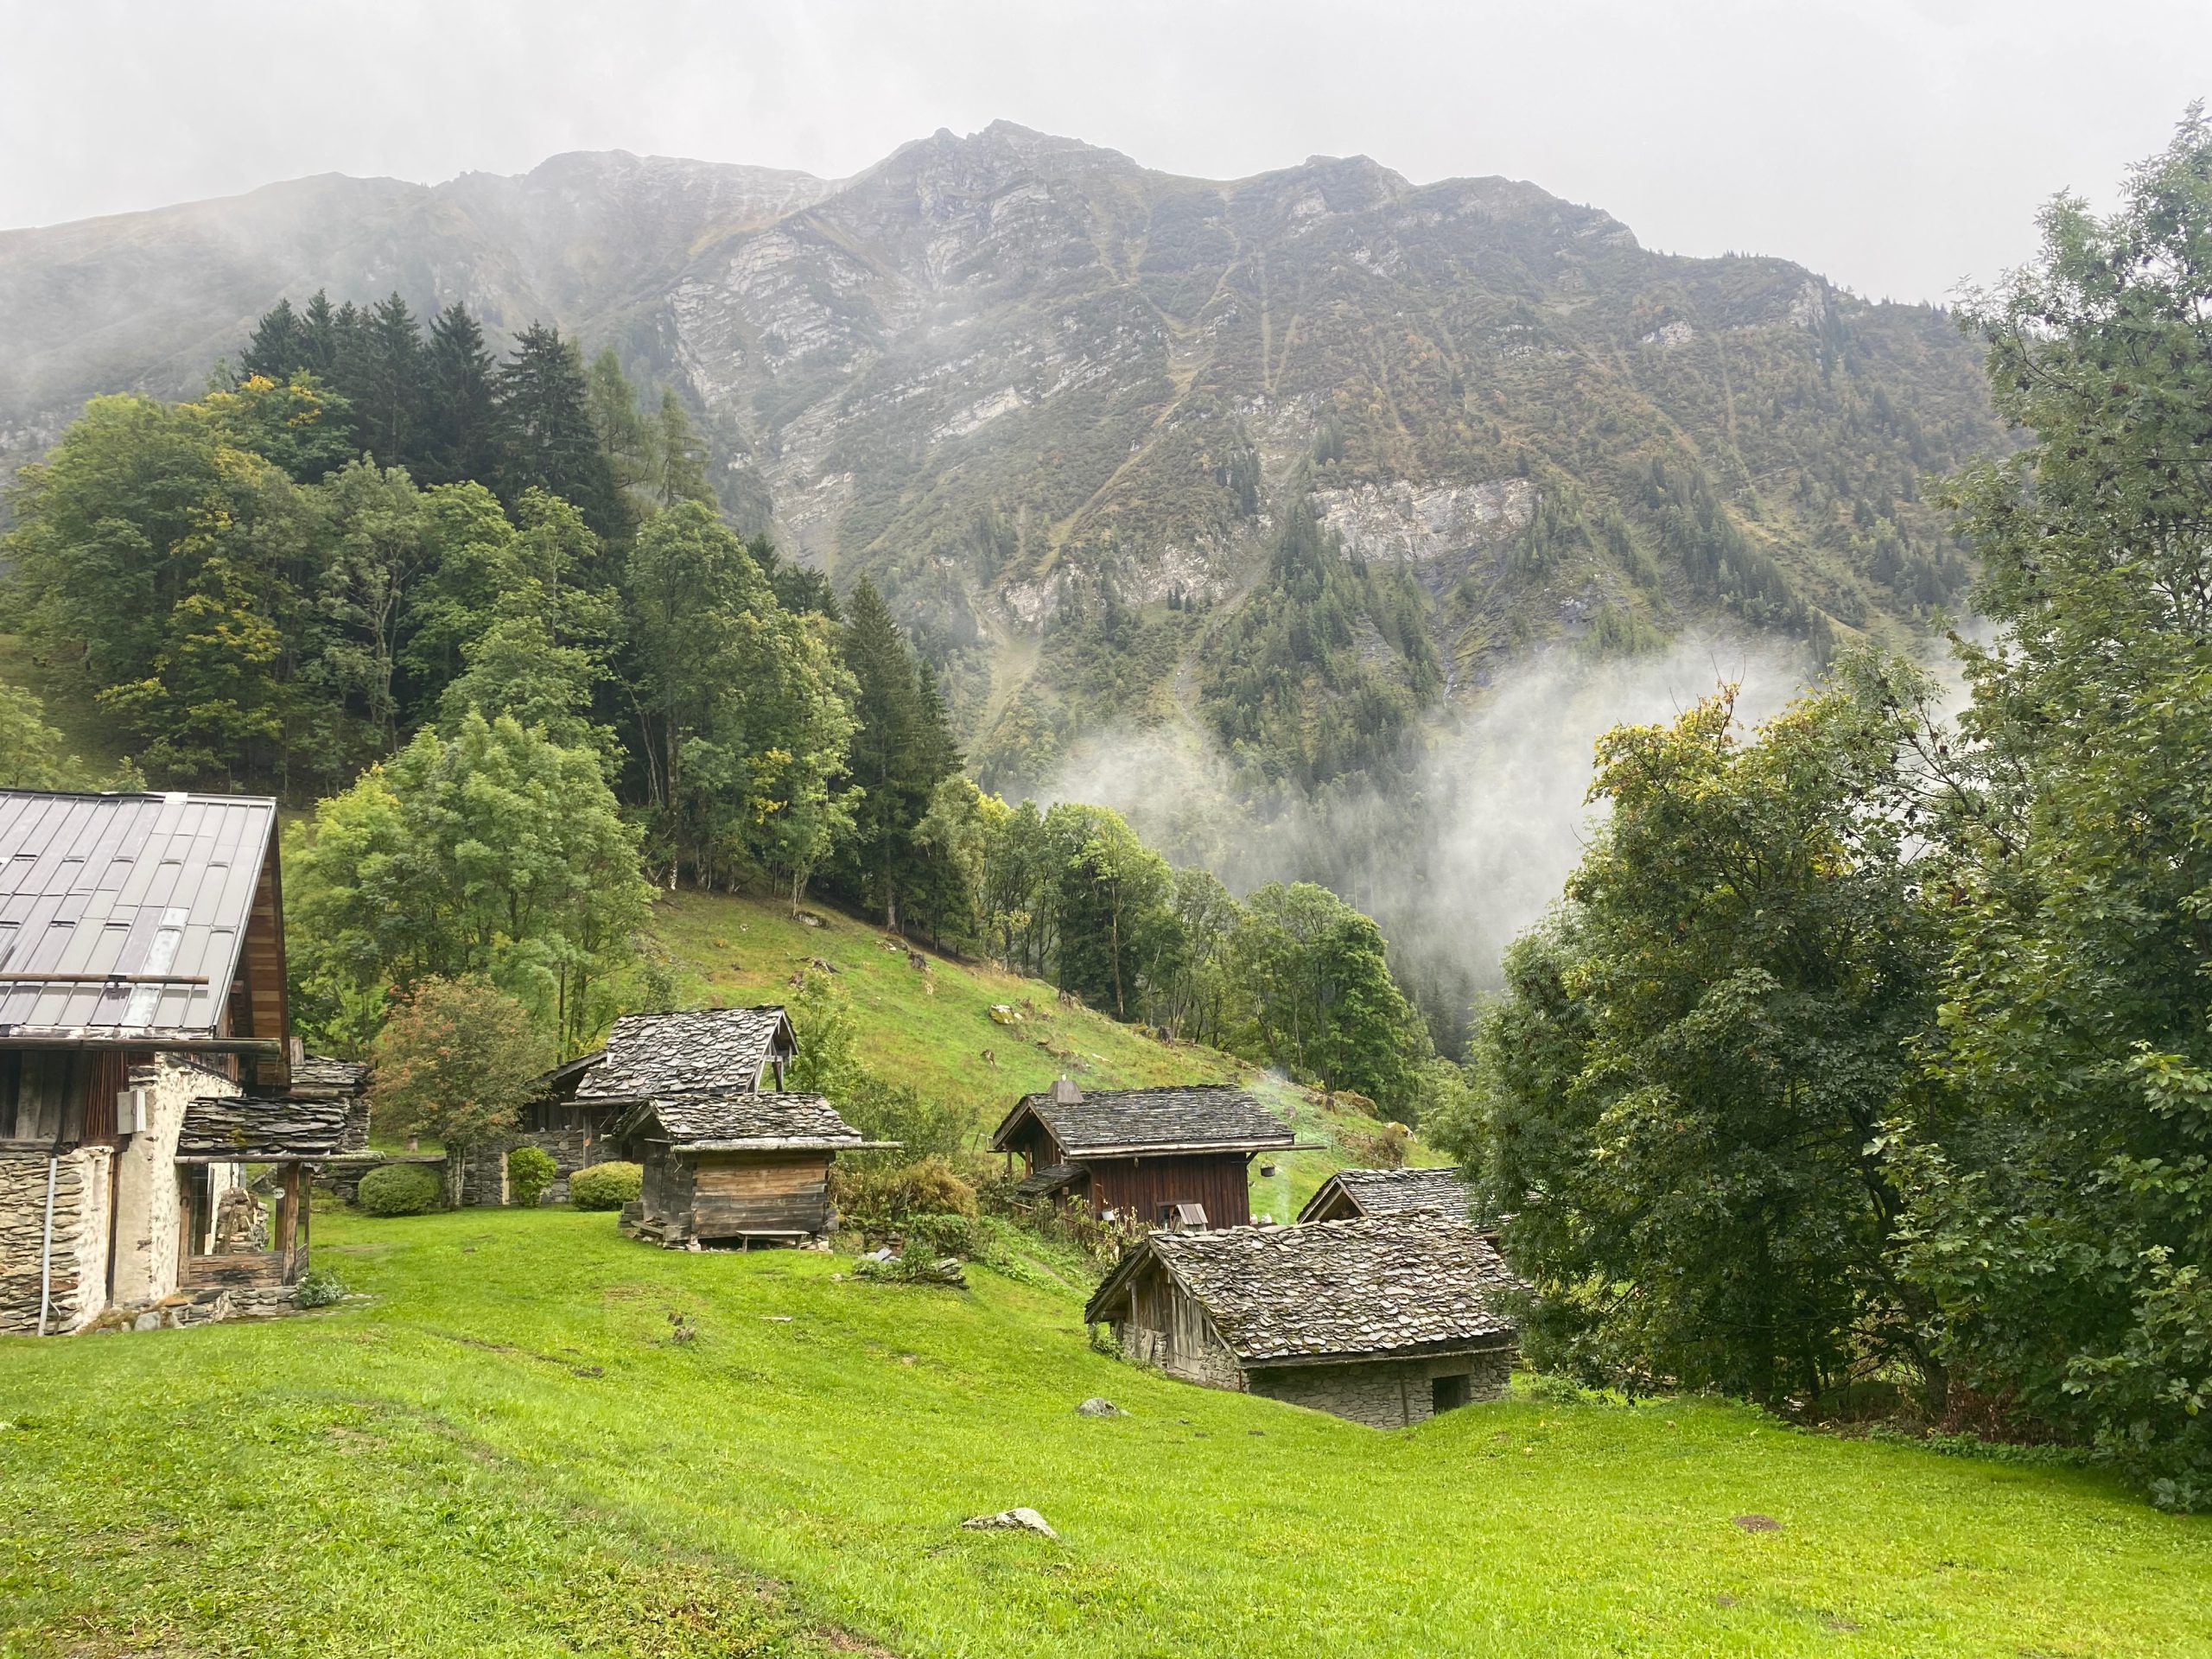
[614,1090,887,1249]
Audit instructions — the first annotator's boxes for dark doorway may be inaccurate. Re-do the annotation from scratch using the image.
[1432,1373,1471,1414]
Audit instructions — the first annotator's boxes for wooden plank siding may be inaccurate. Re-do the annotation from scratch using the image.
[1087,1153,1256,1229]
[240,850,289,1090]
[689,1151,831,1238]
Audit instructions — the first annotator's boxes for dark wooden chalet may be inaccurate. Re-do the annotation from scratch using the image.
[990,1079,1295,1230]
[1297,1164,1470,1224]
[498,1006,799,1204]
[613,1091,893,1247]
[1084,1212,1523,1427]
[0,788,334,1333]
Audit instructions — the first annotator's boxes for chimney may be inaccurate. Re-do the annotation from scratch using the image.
[1050,1076,1083,1106]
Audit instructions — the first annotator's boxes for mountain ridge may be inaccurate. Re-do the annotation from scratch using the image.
[0,123,1998,796]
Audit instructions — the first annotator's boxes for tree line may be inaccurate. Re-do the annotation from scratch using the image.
[1433,114,2212,1509]
[1,290,1440,1115]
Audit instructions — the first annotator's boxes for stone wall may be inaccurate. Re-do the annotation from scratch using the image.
[0,1146,112,1335]
[112,1055,238,1310]
[1248,1344,1515,1429]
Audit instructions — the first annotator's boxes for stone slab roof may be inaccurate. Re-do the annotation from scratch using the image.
[0,790,277,1039]
[614,1090,882,1151]
[1014,1161,1087,1199]
[993,1084,1293,1158]
[289,1055,369,1096]
[179,1094,348,1161]
[1296,1164,1469,1224]
[1087,1213,1522,1364]
[575,1007,794,1100]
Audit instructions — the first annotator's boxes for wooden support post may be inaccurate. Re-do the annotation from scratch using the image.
[276,1162,302,1262]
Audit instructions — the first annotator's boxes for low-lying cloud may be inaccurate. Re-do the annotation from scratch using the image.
[1040,632,1819,1049]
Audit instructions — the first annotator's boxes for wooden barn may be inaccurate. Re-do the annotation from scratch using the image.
[492,1006,799,1205]
[1297,1164,1470,1224]
[991,1079,1295,1230]
[613,1091,892,1248]
[1084,1212,1523,1428]
[0,788,338,1333]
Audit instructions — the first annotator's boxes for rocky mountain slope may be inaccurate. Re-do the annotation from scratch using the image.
[0,123,1999,791]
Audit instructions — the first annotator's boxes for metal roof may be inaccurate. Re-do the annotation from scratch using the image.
[0,790,278,1040]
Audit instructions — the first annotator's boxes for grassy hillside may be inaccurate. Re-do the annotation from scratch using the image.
[652,887,1428,1219]
[3,1207,2202,1658]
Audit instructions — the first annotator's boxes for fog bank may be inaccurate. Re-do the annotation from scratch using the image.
[1042,633,1816,1049]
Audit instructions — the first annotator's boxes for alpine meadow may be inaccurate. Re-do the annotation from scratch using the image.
[2,31,2210,1659]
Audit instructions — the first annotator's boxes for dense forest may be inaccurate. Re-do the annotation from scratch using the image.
[1432,114,2212,1510]
[0,294,1439,1113]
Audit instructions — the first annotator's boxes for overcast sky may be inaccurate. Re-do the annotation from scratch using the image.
[3,0,2203,302]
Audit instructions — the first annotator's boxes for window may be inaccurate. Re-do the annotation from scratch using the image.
[1431,1373,1471,1414]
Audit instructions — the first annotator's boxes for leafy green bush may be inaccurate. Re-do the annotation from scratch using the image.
[356,1162,442,1217]
[569,1160,641,1211]
[901,1211,983,1258]
[505,1144,558,1207]
[294,1268,346,1307]
[831,1155,977,1239]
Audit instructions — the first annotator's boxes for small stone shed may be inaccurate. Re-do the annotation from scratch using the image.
[1084,1212,1523,1428]
[992,1079,1296,1230]
[492,1006,799,1205]
[613,1091,893,1248]
[1296,1164,1470,1224]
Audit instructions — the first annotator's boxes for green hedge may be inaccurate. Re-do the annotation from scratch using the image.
[506,1145,558,1207]
[569,1161,641,1211]
[357,1162,442,1217]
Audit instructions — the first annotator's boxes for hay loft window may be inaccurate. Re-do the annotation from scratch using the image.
[1432,1373,1472,1414]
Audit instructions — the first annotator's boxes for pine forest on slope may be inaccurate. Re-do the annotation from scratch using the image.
[0,122,1998,798]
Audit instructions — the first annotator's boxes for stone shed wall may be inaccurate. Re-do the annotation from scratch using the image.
[112,1054,238,1310]
[0,1146,113,1335]
[1249,1344,1515,1429]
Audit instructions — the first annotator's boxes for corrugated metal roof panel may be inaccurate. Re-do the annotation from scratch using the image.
[0,790,278,1039]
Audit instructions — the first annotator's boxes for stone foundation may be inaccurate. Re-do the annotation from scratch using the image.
[1248,1344,1515,1429]
[0,1147,112,1335]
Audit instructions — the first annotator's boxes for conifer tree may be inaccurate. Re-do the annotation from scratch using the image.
[495,322,628,540]
[238,297,307,382]
[423,302,499,487]
[653,387,714,509]
[354,292,426,470]
[833,578,958,930]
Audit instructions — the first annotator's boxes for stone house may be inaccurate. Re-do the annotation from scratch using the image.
[1296,1164,1470,1224]
[484,1006,799,1205]
[614,1090,892,1247]
[991,1079,1297,1230]
[0,789,338,1334]
[1084,1212,1523,1428]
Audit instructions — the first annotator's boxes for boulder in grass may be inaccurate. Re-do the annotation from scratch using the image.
[962,1507,1058,1540]
[1076,1397,1122,1417]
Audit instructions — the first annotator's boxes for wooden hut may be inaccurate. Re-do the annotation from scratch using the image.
[0,788,331,1333]
[1297,1165,1470,1224]
[1084,1213,1523,1428]
[990,1079,1294,1230]
[494,1006,799,1205]
[613,1091,893,1248]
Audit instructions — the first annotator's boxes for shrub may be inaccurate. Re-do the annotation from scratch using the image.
[831,1155,978,1237]
[356,1161,442,1217]
[901,1211,983,1258]
[569,1160,642,1211]
[506,1144,559,1207]
[294,1267,347,1307]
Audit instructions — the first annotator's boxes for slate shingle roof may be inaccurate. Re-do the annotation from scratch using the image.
[289,1055,369,1096]
[0,790,278,1039]
[994,1084,1293,1157]
[1088,1213,1522,1363]
[178,1093,348,1160]
[616,1090,869,1150]
[576,1007,792,1100]
[1296,1164,1470,1224]
[1014,1161,1087,1198]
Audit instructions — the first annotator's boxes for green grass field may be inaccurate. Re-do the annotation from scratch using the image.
[649,887,1433,1218]
[4,1206,2204,1659]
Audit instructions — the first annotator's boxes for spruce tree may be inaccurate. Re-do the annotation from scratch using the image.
[423,302,499,487]
[299,289,340,376]
[355,292,426,470]
[494,322,629,540]
[653,388,713,509]
[836,577,929,929]
[238,297,306,382]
